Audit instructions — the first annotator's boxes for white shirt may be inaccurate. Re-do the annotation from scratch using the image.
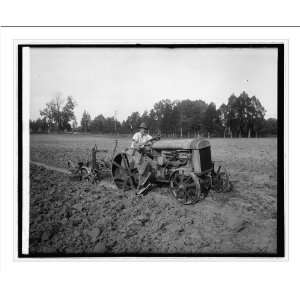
[131,132,152,148]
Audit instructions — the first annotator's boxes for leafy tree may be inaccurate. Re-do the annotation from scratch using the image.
[80,110,92,132]
[221,92,267,137]
[249,96,266,137]
[260,118,277,136]
[40,94,76,131]
[40,94,62,130]
[104,116,118,133]
[148,109,159,135]
[61,96,76,129]
[226,93,240,137]
[30,118,48,133]
[153,99,175,135]
[218,103,230,137]
[90,114,106,132]
[124,112,141,133]
[203,102,222,137]
[175,99,207,137]
[90,114,121,133]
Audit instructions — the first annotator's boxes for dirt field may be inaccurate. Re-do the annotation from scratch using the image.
[29,134,277,255]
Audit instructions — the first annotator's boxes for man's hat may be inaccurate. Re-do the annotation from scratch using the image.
[138,122,148,130]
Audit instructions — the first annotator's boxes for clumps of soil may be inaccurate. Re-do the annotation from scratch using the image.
[29,164,277,255]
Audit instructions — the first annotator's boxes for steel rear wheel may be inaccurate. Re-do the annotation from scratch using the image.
[112,153,138,191]
[169,170,202,205]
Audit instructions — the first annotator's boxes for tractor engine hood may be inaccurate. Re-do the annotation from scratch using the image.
[152,138,210,150]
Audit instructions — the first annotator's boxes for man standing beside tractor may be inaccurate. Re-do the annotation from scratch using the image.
[130,122,158,195]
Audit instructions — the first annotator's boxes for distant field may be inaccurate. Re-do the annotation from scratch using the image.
[30,134,131,168]
[29,134,277,254]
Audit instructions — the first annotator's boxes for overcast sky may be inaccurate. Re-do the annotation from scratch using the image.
[30,47,278,122]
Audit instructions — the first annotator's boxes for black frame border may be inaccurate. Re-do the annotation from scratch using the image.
[18,43,285,258]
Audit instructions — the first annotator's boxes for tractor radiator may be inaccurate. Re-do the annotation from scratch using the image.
[199,147,212,172]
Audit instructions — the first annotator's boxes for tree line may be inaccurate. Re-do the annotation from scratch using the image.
[30,91,277,137]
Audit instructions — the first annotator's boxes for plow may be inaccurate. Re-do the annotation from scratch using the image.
[67,140,118,183]
[67,137,232,205]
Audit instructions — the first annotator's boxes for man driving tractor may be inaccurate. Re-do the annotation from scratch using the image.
[130,122,159,195]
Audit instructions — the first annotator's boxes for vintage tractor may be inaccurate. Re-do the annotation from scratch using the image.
[111,137,231,204]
